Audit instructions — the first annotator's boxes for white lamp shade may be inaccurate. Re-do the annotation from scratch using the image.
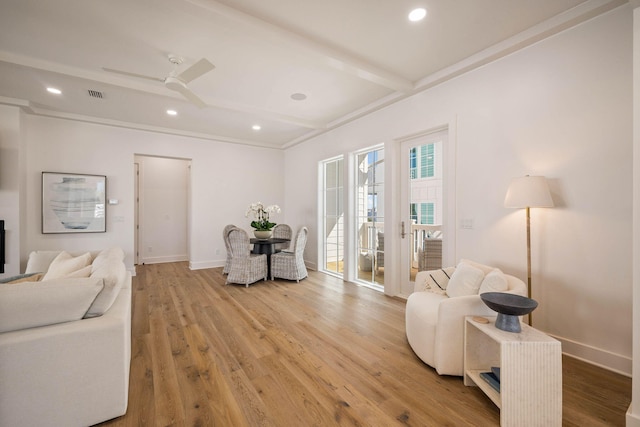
[504,176,554,208]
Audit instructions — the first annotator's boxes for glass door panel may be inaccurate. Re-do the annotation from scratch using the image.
[355,147,384,289]
[321,157,344,275]
[401,131,446,287]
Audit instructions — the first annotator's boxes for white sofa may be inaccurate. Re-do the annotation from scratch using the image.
[0,248,132,427]
[405,259,527,376]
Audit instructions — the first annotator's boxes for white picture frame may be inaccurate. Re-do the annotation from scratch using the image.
[42,172,107,234]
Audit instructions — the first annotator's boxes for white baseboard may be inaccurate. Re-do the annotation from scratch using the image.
[140,254,188,265]
[627,405,640,427]
[549,332,632,377]
[189,259,224,270]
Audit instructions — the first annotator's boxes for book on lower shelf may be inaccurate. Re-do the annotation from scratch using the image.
[480,371,500,393]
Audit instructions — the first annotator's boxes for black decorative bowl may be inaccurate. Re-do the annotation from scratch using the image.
[480,292,538,333]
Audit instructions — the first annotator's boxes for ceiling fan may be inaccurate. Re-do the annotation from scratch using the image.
[103,54,215,108]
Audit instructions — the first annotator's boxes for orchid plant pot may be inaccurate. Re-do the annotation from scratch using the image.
[254,229,273,239]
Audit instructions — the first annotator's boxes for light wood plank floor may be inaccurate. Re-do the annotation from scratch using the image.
[98,262,631,426]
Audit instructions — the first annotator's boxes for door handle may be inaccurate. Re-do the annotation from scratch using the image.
[401,221,406,239]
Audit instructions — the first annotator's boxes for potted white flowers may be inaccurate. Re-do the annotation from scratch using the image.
[245,202,281,239]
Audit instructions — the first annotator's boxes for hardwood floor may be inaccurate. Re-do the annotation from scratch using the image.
[98,262,631,426]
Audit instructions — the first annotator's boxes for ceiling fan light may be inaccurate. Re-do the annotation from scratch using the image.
[164,76,187,91]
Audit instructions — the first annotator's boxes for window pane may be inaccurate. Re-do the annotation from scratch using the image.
[326,162,337,188]
[321,157,344,277]
[326,189,338,216]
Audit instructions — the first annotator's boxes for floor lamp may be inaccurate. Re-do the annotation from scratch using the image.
[504,175,554,325]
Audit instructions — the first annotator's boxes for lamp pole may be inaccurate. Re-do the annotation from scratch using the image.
[526,206,532,325]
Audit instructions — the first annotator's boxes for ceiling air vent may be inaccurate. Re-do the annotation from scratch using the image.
[87,89,104,99]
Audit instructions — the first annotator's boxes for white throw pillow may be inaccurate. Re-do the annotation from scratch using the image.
[479,268,509,294]
[66,264,92,278]
[446,261,485,298]
[24,250,63,274]
[0,277,103,333]
[415,267,455,295]
[42,251,92,281]
[459,259,495,276]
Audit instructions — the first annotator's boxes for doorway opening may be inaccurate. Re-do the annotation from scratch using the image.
[134,155,191,265]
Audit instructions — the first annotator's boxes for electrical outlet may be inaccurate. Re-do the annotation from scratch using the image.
[216,249,220,255]
[148,246,152,253]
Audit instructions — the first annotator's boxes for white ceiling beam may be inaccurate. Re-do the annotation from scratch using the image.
[0,96,283,149]
[285,0,629,148]
[184,0,414,93]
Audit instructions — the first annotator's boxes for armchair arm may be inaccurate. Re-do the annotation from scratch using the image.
[433,295,496,376]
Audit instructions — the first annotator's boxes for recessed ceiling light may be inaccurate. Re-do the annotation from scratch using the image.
[291,93,307,101]
[408,8,427,22]
[166,109,177,116]
[46,87,62,95]
[252,125,261,131]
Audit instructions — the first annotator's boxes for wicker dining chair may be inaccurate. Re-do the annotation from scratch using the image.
[271,226,308,282]
[272,223,293,252]
[222,224,238,274]
[225,228,268,287]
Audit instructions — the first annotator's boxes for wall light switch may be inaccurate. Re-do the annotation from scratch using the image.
[108,199,119,205]
[460,219,474,229]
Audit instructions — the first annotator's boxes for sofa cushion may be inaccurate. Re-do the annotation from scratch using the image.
[42,251,92,281]
[479,269,509,294]
[85,248,127,317]
[0,277,104,333]
[446,261,485,298]
[91,247,125,269]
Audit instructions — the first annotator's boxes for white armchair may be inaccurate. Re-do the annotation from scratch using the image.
[405,260,527,376]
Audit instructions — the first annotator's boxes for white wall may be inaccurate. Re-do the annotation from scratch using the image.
[285,7,633,374]
[14,114,284,272]
[0,105,23,277]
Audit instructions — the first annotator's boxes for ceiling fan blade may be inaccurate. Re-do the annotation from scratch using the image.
[177,58,215,83]
[173,84,207,108]
[102,67,165,83]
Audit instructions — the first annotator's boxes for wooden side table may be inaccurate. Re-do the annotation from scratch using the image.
[464,316,562,426]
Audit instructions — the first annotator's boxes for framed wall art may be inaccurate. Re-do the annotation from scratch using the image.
[42,172,107,234]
